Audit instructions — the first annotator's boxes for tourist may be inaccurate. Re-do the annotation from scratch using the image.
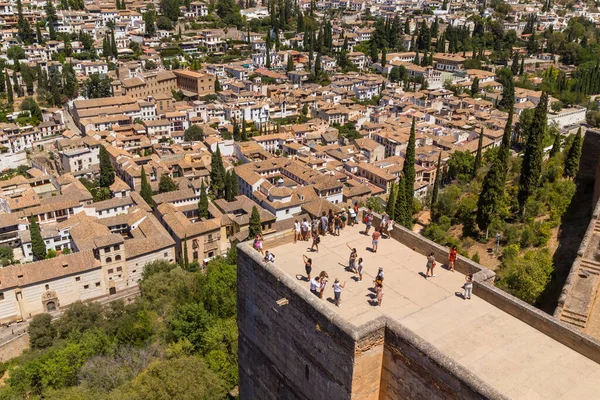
[375,282,384,307]
[374,267,384,288]
[348,207,356,227]
[301,218,310,241]
[310,275,320,296]
[448,245,458,272]
[328,209,335,234]
[372,230,381,253]
[347,244,358,273]
[425,252,436,278]
[253,234,264,255]
[303,255,313,281]
[357,257,364,282]
[264,251,275,263]
[310,230,320,253]
[294,220,301,243]
[341,209,347,229]
[312,216,319,234]
[386,219,394,238]
[332,278,346,307]
[319,271,329,299]
[320,212,328,235]
[353,202,360,225]
[464,273,473,300]
[379,213,388,234]
[364,210,373,235]
[334,214,342,236]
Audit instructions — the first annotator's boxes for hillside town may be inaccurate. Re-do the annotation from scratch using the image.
[0,0,597,374]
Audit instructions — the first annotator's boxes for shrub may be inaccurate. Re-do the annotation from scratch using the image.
[496,248,554,304]
[520,226,537,248]
[471,252,480,263]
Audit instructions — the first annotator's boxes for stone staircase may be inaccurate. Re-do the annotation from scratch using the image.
[594,220,600,235]
[580,259,600,276]
[560,309,588,329]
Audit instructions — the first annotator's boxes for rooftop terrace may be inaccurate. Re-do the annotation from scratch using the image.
[263,226,600,399]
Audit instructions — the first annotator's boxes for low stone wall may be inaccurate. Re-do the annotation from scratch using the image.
[0,333,29,362]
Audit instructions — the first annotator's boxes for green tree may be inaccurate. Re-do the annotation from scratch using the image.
[287,56,294,72]
[17,0,33,44]
[140,166,154,207]
[472,128,484,178]
[184,125,204,141]
[198,181,209,219]
[28,314,56,349]
[62,63,78,99]
[430,152,442,219]
[216,0,242,26]
[248,205,261,238]
[518,92,548,213]
[476,111,513,235]
[99,145,115,187]
[20,97,43,121]
[228,170,238,199]
[563,127,582,179]
[5,71,13,104]
[143,6,157,37]
[182,236,189,269]
[158,173,179,193]
[549,131,561,158]
[30,217,47,260]
[83,74,112,98]
[470,76,479,97]
[402,118,416,220]
[496,247,554,305]
[214,76,222,92]
[385,182,397,220]
[209,146,226,198]
[395,178,409,227]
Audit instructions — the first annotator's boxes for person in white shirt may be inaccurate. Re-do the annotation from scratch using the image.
[294,220,301,243]
[332,278,346,307]
[264,251,275,263]
[310,276,320,296]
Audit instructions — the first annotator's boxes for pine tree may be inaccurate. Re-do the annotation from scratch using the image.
[472,128,484,178]
[402,117,416,223]
[563,128,582,179]
[386,182,397,220]
[518,92,548,213]
[140,166,154,206]
[249,205,262,238]
[549,132,561,158]
[198,181,209,218]
[99,145,115,187]
[30,217,46,261]
[430,152,442,220]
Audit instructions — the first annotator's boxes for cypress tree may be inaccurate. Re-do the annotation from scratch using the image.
[518,92,548,213]
[287,56,294,72]
[0,69,4,93]
[30,217,46,261]
[381,46,387,67]
[198,181,209,218]
[182,235,189,269]
[402,117,416,222]
[17,0,33,44]
[549,132,561,158]
[99,145,115,187]
[140,166,154,206]
[210,145,225,197]
[430,152,442,220]
[215,76,222,92]
[249,205,262,238]
[564,128,582,179]
[511,52,520,75]
[6,72,13,104]
[477,111,514,235]
[224,171,232,201]
[297,9,304,33]
[230,170,238,198]
[470,77,479,97]
[519,57,524,75]
[472,128,484,178]
[386,182,397,220]
[395,178,409,228]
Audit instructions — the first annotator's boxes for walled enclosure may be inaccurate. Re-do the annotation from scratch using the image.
[238,209,600,399]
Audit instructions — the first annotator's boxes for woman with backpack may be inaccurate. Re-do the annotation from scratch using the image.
[310,231,320,253]
[425,253,436,278]
[347,244,358,274]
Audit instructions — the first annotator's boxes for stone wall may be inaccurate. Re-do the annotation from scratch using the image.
[237,243,504,400]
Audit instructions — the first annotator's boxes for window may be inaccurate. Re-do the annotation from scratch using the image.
[164,252,168,257]
[45,284,50,290]
[116,267,122,272]
[106,257,112,263]
[84,285,89,289]
[132,270,136,273]
[104,247,110,253]
[115,255,121,261]
[114,244,120,250]
[108,268,114,274]
[95,282,101,287]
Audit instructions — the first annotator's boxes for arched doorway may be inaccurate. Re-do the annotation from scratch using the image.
[46,301,56,312]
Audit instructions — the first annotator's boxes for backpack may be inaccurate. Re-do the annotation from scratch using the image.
[316,235,321,244]
[375,276,383,285]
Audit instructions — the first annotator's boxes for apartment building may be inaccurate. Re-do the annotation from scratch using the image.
[173,69,216,97]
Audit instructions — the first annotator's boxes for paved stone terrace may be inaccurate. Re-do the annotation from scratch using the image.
[264,226,600,399]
